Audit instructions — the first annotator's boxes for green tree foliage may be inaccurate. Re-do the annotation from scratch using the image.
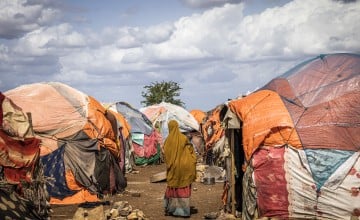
[141,81,185,107]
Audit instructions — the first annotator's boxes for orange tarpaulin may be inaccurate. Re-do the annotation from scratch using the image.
[50,169,99,204]
[84,96,118,152]
[228,90,301,161]
[50,189,99,205]
[201,105,225,150]
[190,109,206,124]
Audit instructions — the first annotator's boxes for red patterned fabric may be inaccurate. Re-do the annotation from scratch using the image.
[0,92,41,184]
[165,185,191,198]
[132,131,159,158]
[252,147,289,218]
[0,130,40,183]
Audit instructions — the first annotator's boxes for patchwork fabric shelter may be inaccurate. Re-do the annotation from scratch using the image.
[140,102,200,139]
[0,92,50,219]
[108,102,161,165]
[4,82,127,205]
[105,108,134,173]
[226,53,360,219]
[141,102,201,156]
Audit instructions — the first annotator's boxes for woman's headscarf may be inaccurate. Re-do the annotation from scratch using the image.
[163,120,196,188]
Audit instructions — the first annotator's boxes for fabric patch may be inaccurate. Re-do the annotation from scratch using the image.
[305,148,354,191]
[41,145,77,198]
[165,185,191,198]
[132,133,144,146]
[252,147,289,218]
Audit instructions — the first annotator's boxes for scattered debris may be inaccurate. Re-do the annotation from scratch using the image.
[196,164,225,183]
[73,205,105,220]
[204,211,219,219]
[203,210,241,220]
[149,171,166,183]
[127,209,145,220]
[73,200,149,220]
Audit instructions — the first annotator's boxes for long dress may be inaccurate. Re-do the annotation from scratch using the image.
[163,120,197,217]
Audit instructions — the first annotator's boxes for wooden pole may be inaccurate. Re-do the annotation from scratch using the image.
[230,130,236,216]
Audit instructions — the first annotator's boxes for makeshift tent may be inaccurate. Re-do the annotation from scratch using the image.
[108,102,161,165]
[4,82,127,205]
[140,101,200,138]
[105,108,134,173]
[140,102,201,156]
[225,53,360,219]
[200,104,228,165]
[0,92,50,219]
[190,109,207,125]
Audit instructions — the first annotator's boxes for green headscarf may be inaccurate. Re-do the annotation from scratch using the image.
[163,120,196,188]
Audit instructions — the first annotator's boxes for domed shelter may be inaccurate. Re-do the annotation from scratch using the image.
[224,53,360,219]
[140,102,201,155]
[140,102,200,138]
[108,101,161,166]
[4,82,127,204]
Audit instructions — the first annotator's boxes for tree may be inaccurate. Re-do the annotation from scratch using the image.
[141,80,185,107]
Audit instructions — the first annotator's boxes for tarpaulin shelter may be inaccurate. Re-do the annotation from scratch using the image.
[224,53,360,219]
[0,92,50,219]
[108,102,161,166]
[190,109,207,125]
[4,82,127,205]
[140,102,200,138]
[140,102,201,156]
[105,108,134,173]
[200,104,229,165]
[189,109,207,156]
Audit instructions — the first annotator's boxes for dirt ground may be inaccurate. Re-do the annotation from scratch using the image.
[51,162,227,220]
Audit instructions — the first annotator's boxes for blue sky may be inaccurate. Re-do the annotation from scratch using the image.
[1,0,359,111]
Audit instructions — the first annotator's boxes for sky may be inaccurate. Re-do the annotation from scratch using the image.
[0,0,359,111]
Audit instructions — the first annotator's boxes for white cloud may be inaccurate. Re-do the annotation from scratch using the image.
[180,0,242,9]
[121,48,144,64]
[13,23,86,57]
[232,0,360,59]
[145,0,360,63]
[140,23,174,43]
[45,24,87,48]
[0,0,61,39]
[1,0,359,110]
[54,69,88,82]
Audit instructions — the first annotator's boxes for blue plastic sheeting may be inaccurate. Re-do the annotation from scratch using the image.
[41,145,78,198]
[115,102,154,135]
[305,148,354,191]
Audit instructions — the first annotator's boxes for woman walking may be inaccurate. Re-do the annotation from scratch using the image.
[163,120,197,217]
